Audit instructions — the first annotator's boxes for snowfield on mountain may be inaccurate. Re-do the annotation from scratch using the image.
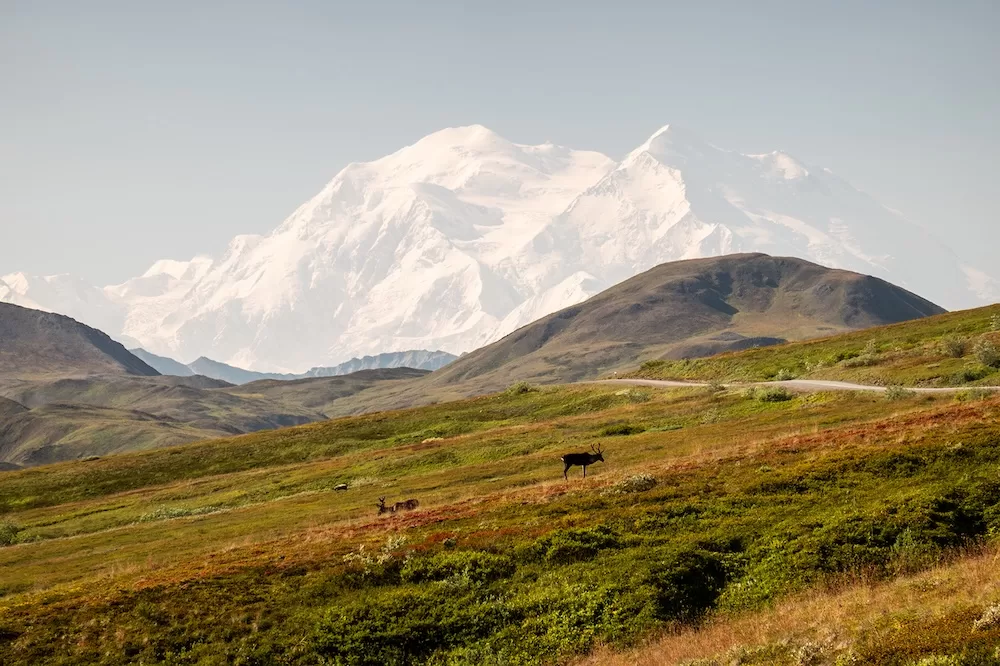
[3,124,997,372]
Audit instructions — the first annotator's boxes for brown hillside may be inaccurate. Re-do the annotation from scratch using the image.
[0,302,158,380]
[419,253,944,393]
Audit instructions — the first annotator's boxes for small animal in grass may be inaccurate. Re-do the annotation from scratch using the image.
[333,483,349,491]
[392,498,420,512]
[561,444,605,479]
[376,496,420,515]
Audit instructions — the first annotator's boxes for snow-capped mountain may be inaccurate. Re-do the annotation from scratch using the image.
[3,124,996,372]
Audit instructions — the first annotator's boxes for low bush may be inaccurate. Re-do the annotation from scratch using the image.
[604,474,657,495]
[992,313,1000,331]
[536,525,622,564]
[400,551,515,585]
[745,387,793,402]
[0,521,20,547]
[973,603,1000,632]
[313,588,508,666]
[951,365,994,385]
[505,381,540,396]
[645,548,729,621]
[940,335,969,358]
[614,388,652,403]
[956,388,997,402]
[773,368,797,381]
[842,354,879,368]
[885,385,917,401]
[973,339,1000,368]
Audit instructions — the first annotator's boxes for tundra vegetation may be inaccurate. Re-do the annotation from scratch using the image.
[630,304,1000,389]
[1,307,1000,664]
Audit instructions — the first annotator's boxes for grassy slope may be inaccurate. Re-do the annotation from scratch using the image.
[0,403,233,466]
[2,374,1000,664]
[0,375,326,466]
[222,367,431,415]
[0,371,428,467]
[626,303,1000,389]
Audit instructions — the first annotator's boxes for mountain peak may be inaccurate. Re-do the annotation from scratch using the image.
[408,124,510,153]
[623,123,713,168]
[3,124,996,372]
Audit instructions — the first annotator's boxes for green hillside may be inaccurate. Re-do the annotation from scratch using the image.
[627,303,1000,389]
[3,308,1000,664]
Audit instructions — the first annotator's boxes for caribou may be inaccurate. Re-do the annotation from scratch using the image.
[376,496,420,515]
[560,444,605,479]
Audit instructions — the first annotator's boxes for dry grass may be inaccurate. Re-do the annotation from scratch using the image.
[578,545,1000,665]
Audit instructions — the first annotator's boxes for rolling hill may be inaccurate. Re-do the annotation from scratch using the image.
[0,304,434,466]
[0,302,158,381]
[381,254,945,400]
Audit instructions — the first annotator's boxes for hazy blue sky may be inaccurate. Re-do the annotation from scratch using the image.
[2,0,997,284]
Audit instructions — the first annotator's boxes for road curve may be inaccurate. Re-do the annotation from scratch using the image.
[595,378,1000,394]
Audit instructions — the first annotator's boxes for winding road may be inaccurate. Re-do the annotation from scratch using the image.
[597,378,1000,394]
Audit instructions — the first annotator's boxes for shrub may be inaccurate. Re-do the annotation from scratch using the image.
[645,549,728,621]
[973,339,1000,368]
[951,366,993,385]
[639,359,667,373]
[991,313,1000,331]
[973,603,1000,631]
[400,551,515,585]
[614,388,652,403]
[939,335,968,358]
[0,521,21,547]
[746,387,793,402]
[601,423,645,436]
[864,340,880,356]
[604,474,657,495]
[885,385,917,401]
[955,388,996,402]
[313,588,508,666]
[505,381,539,396]
[774,368,797,381]
[538,526,621,564]
[701,408,723,424]
[842,354,879,368]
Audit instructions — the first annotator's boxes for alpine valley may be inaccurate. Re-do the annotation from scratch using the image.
[3,124,996,372]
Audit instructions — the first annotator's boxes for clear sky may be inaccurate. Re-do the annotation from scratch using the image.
[2,0,997,285]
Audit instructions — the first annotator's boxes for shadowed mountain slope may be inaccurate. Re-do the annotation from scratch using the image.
[0,302,158,380]
[415,253,945,394]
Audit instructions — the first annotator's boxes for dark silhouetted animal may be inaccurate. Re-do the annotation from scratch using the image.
[392,499,420,512]
[377,496,420,515]
[561,444,604,479]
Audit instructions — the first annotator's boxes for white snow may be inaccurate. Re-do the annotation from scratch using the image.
[2,124,997,372]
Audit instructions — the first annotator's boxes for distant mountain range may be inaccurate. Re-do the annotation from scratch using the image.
[3,124,994,373]
[131,349,457,385]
